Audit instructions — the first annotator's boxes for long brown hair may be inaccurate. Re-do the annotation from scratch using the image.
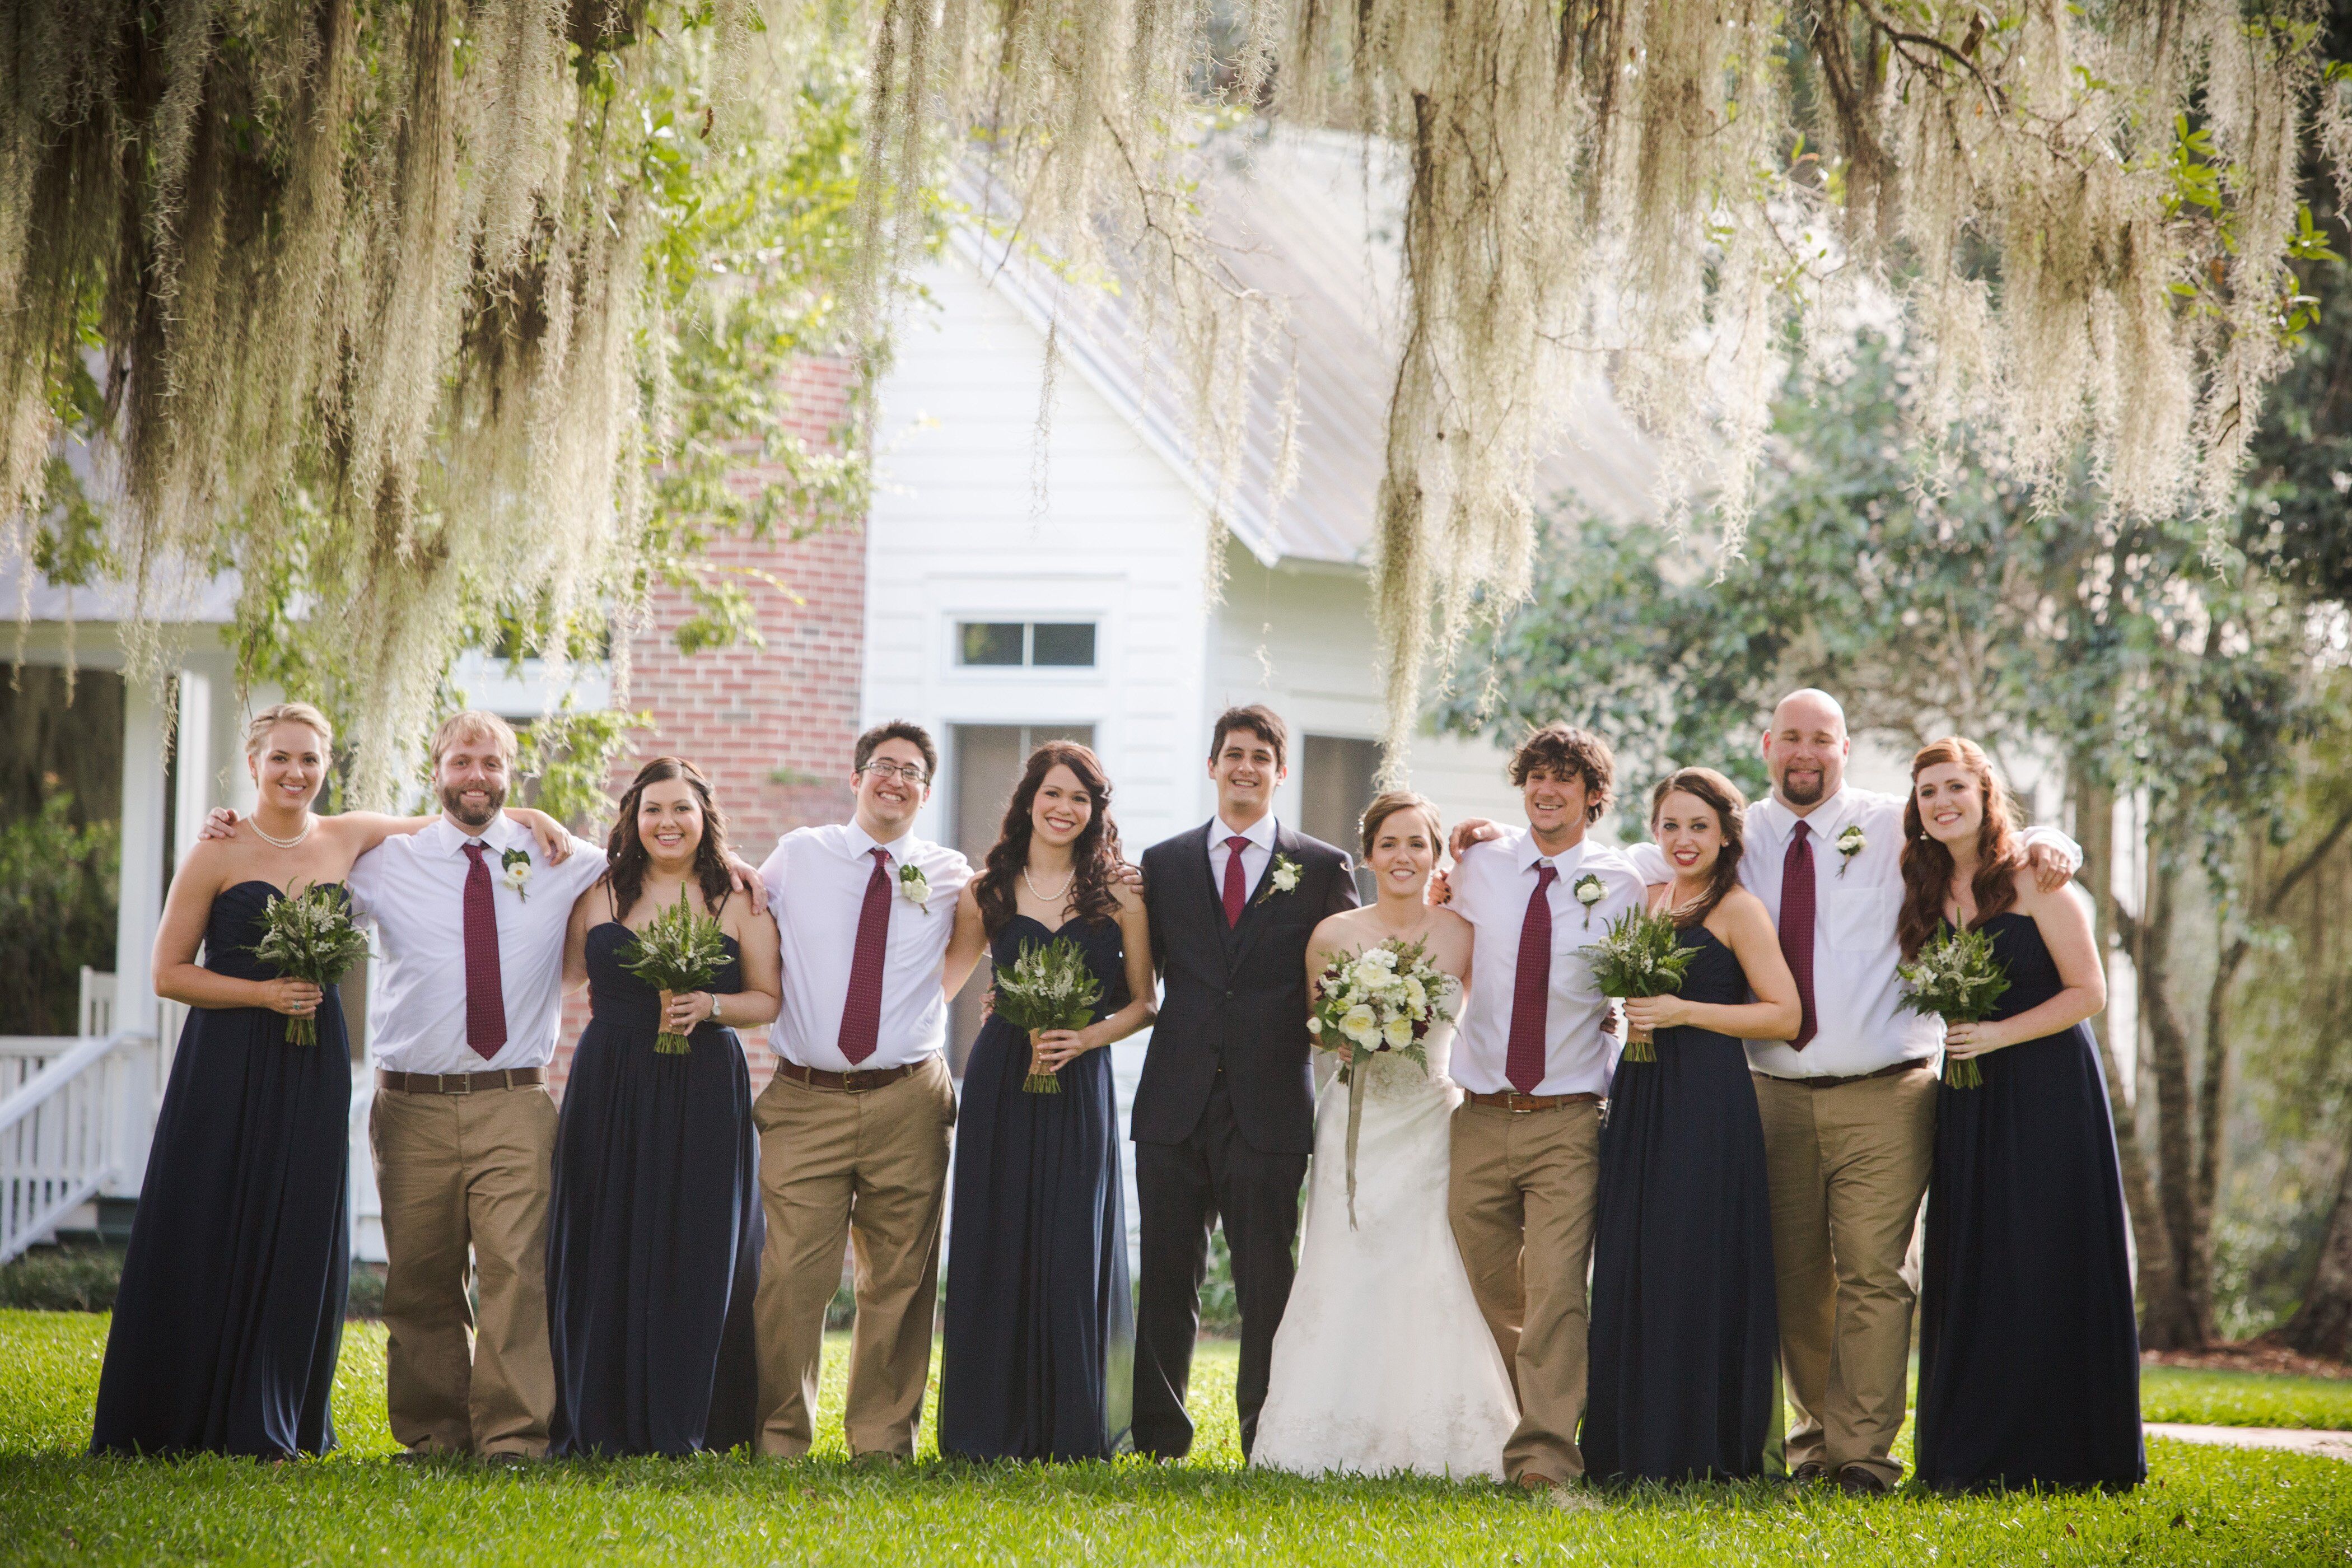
[603,757,734,922]
[1898,736,2023,959]
[1649,768,1747,929]
[974,742,1125,935]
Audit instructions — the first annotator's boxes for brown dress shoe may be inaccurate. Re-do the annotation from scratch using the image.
[1836,1464,1892,1496]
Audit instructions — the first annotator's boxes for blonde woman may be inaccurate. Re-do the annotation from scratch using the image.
[91,704,567,1460]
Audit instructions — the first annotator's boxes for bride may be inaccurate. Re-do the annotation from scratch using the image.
[1253,791,1519,1480]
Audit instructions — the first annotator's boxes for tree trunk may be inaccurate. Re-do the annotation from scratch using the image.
[2071,775,2181,1332]
[2277,1151,2352,1360]
[2128,851,2212,1349]
[2194,917,2248,1340]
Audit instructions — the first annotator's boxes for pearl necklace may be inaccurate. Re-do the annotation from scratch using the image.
[250,812,315,850]
[1022,864,1076,902]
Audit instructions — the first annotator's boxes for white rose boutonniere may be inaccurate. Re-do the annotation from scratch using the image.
[1256,853,1303,906]
[499,847,533,902]
[1571,871,1606,928]
[1835,823,1866,877]
[898,862,932,913]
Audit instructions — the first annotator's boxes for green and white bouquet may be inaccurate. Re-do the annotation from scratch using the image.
[621,885,732,1054]
[1589,904,1700,1063]
[991,935,1104,1093]
[1898,925,2013,1088]
[248,880,371,1047]
[1308,937,1455,1225]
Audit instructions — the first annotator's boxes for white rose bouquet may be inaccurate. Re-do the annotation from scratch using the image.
[1308,937,1455,1225]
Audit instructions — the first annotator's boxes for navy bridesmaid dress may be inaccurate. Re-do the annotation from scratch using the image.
[1584,925,1779,1483]
[940,913,1135,1460]
[1917,911,2144,1492]
[545,917,763,1457]
[90,880,352,1459]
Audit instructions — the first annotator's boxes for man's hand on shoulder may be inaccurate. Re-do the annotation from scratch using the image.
[725,852,770,913]
[1448,818,1503,858]
[2023,837,2078,895]
[199,806,240,842]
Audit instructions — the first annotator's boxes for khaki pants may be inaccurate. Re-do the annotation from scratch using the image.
[1448,1099,1603,1484]
[1752,1065,1937,1486]
[751,1054,956,1458]
[368,1081,559,1457]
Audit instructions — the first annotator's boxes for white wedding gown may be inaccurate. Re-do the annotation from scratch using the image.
[1252,1016,1519,1479]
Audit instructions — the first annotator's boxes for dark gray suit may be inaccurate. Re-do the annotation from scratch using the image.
[1130,820,1357,1459]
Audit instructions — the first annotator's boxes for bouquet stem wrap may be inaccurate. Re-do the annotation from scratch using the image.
[1308,938,1451,1227]
[1898,925,2013,1088]
[248,881,371,1047]
[990,935,1103,1094]
[620,886,731,1054]
[1589,906,1699,1064]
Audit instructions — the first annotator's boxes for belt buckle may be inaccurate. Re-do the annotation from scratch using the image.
[839,1068,867,1093]
[1507,1093,1536,1114]
[448,1072,471,1094]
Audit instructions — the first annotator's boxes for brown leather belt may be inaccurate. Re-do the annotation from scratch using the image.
[1760,1060,1927,1090]
[1462,1089,1603,1113]
[773,1058,925,1093]
[377,1067,547,1094]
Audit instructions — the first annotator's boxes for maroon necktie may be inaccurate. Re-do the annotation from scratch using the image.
[1780,820,1818,1049]
[1221,835,1251,927]
[1504,862,1559,1093]
[837,847,893,1065]
[459,842,507,1059]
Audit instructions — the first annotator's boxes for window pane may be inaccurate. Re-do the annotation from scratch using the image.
[1302,735,1383,902]
[1030,622,1096,667]
[959,622,1024,665]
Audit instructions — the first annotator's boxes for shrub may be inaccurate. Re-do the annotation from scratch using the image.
[0,795,119,1035]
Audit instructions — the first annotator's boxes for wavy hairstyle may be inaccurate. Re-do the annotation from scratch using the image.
[1897,736,2024,960]
[1649,767,1748,929]
[603,757,734,922]
[974,741,1124,936]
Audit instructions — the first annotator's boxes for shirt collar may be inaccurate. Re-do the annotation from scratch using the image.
[1514,828,1588,880]
[844,820,916,865]
[435,813,519,858]
[1214,812,1278,852]
[1763,783,1857,844]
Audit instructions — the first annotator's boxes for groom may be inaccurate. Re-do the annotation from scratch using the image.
[1130,705,1358,1460]
[1441,725,1642,1491]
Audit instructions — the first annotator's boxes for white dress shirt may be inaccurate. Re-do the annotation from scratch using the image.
[1206,811,1278,898]
[759,822,973,1072]
[1446,827,1645,1096]
[1626,785,2079,1079]
[344,813,606,1075]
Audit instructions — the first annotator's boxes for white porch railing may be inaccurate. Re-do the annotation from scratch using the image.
[0,1033,153,1266]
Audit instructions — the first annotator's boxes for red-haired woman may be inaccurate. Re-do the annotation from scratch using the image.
[547,758,782,1457]
[1902,738,2141,1492]
[939,743,1156,1460]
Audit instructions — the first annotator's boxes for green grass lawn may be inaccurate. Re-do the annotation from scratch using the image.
[4,1310,2352,1565]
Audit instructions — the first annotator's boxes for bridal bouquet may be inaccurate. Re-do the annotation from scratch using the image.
[1589,905,1700,1063]
[622,886,732,1054]
[1898,926,2012,1088]
[991,935,1103,1093]
[248,880,371,1047]
[1307,938,1454,1225]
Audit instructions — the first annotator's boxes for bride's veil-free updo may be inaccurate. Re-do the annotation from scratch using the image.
[1358,791,1443,860]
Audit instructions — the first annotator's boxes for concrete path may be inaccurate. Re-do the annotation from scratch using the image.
[2145,1422,2352,1461]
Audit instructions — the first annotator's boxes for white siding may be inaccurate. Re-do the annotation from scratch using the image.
[861,256,1216,857]
[1210,549,1525,847]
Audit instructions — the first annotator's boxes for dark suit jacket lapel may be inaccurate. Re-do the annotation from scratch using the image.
[1182,822,1228,945]
[1226,823,1301,974]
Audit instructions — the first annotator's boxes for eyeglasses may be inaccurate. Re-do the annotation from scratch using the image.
[860,762,930,786]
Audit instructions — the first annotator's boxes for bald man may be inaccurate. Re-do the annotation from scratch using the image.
[1630,691,2078,1492]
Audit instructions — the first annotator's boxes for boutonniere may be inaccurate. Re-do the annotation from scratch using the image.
[898,861,932,913]
[1255,853,1303,907]
[1835,824,1866,877]
[499,847,533,902]
[1571,871,1606,928]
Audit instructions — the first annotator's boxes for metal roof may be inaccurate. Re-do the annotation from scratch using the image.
[953,126,1659,568]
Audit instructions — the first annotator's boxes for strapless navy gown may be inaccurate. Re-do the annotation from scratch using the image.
[940,914,1135,1460]
[1918,911,2144,1492]
[545,924,763,1457]
[90,880,352,1458]
[1585,926,1779,1483]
